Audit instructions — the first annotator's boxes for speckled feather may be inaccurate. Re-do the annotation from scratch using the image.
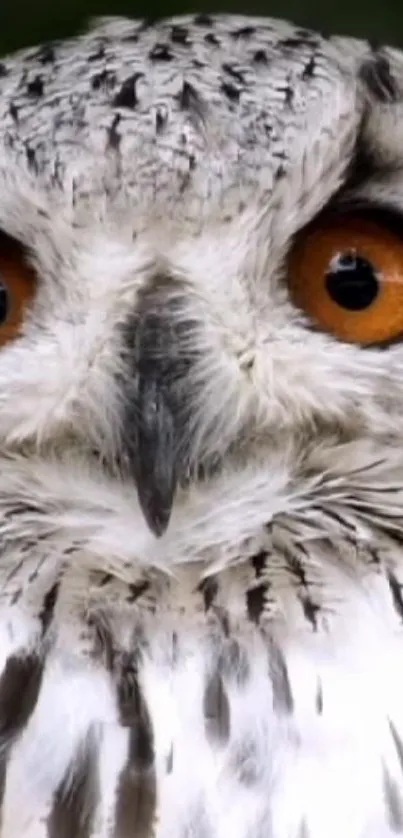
[0,12,402,838]
[0,15,381,227]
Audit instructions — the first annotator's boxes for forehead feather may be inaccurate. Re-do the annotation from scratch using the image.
[0,13,379,240]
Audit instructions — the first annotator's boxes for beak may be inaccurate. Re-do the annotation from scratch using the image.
[122,280,193,538]
[134,370,177,537]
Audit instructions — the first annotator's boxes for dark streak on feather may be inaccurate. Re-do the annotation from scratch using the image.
[321,506,356,533]
[176,80,206,127]
[114,729,156,838]
[127,580,150,603]
[204,33,220,47]
[166,745,174,774]
[287,553,308,586]
[107,114,121,149]
[0,653,43,740]
[193,14,213,26]
[198,577,218,611]
[246,583,266,623]
[387,572,403,620]
[27,75,44,97]
[268,640,293,713]
[47,730,99,838]
[114,73,143,109]
[220,81,240,103]
[301,596,320,630]
[390,720,403,773]
[203,671,230,744]
[117,654,154,769]
[39,582,59,635]
[316,680,323,715]
[231,25,256,39]
[170,25,190,45]
[360,52,399,102]
[149,43,173,62]
[251,551,266,578]
[253,49,268,64]
[222,62,246,85]
[217,638,250,685]
[383,764,403,831]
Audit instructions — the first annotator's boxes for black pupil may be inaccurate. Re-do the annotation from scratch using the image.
[325,251,380,311]
[0,284,9,324]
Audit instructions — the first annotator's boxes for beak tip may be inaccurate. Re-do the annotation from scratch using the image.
[147,509,172,538]
[138,489,174,538]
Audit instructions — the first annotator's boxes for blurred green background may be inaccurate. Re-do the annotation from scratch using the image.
[0,0,402,54]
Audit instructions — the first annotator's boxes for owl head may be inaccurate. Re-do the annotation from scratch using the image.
[0,14,402,539]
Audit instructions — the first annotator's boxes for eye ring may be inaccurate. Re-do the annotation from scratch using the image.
[0,234,37,347]
[288,213,403,346]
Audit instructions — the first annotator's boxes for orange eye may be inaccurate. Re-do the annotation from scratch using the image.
[0,234,37,347]
[288,214,403,345]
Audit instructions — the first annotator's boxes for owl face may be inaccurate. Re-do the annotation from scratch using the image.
[0,15,402,536]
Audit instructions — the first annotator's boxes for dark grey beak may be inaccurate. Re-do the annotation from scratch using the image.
[134,372,177,537]
[122,279,195,538]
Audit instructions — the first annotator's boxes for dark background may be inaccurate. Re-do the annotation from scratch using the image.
[0,0,402,55]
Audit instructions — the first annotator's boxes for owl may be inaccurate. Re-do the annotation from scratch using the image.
[0,9,403,838]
